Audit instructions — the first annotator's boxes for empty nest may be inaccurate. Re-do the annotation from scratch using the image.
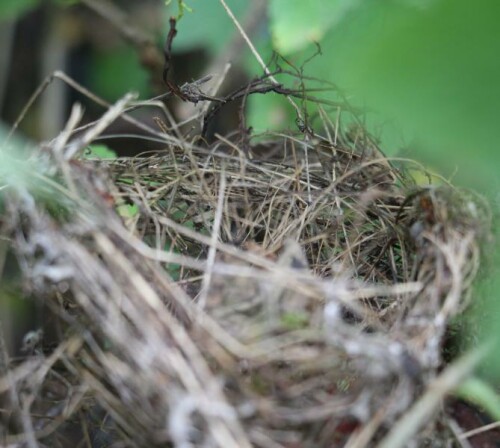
[1,105,491,447]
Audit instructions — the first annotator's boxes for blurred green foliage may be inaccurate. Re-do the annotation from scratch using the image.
[0,126,77,224]
[270,0,500,193]
[163,0,250,54]
[0,125,34,191]
[0,0,38,20]
[269,0,354,54]
[89,46,150,101]
[0,0,78,21]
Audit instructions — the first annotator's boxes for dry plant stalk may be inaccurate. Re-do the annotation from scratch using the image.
[0,88,491,447]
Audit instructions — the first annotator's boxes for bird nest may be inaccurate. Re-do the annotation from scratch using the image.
[1,100,491,447]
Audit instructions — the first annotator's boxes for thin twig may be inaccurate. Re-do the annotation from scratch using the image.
[217,0,304,124]
[458,420,500,441]
[198,165,227,309]
[65,92,137,159]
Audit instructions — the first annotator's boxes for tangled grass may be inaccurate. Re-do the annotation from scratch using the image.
[0,92,491,447]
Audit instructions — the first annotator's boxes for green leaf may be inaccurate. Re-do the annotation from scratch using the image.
[281,312,309,330]
[269,0,358,55]
[117,203,138,218]
[0,0,39,20]
[84,144,117,160]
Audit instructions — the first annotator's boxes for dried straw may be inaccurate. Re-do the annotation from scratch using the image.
[0,93,490,447]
